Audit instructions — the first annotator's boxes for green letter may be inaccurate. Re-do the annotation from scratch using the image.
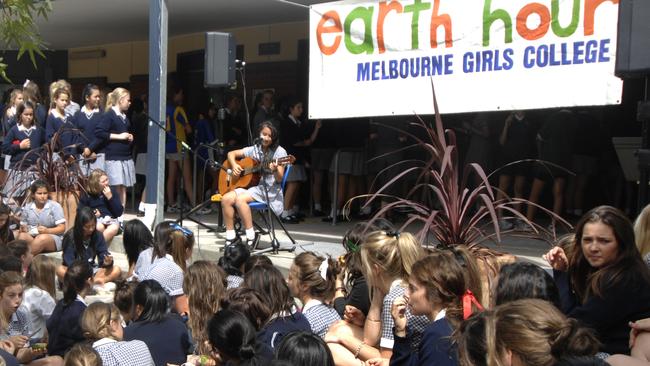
[404,0,432,50]
[483,0,512,46]
[551,0,580,37]
[344,6,375,54]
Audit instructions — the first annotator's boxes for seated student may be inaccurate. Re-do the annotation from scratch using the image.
[217,241,249,289]
[221,121,288,248]
[136,221,193,315]
[544,206,650,355]
[485,299,601,366]
[326,231,429,364]
[6,240,33,274]
[183,261,227,357]
[21,255,57,343]
[17,180,66,256]
[0,271,63,366]
[123,280,192,366]
[370,251,480,366]
[81,302,155,366]
[63,343,102,366]
[57,207,121,284]
[122,219,153,278]
[275,331,335,366]
[206,309,273,365]
[244,263,311,350]
[47,260,94,357]
[0,202,16,246]
[494,261,560,308]
[78,169,123,246]
[287,252,341,339]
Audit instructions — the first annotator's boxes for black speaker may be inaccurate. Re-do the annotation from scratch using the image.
[205,32,236,87]
[615,0,650,78]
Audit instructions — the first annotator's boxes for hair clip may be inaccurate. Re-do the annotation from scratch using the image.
[318,260,329,280]
[170,223,193,237]
[346,239,360,253]
[462,289,484,320]
[23,79,30,88]
[386,230,400,239]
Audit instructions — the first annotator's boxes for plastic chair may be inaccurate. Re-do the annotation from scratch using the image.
[247,164,296,251]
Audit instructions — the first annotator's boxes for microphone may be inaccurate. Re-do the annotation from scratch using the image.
[226,168,232,186]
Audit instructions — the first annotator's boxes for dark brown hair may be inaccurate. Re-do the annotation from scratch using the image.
[220,287,271,331]
[570,205,650,301]
[244,263,294,315]
[292,251,340,301]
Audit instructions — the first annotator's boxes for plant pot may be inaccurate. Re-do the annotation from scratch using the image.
[49,191,79,230]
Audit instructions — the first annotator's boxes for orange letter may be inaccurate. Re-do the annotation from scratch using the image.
[430,0,453,48]
[584,0,619,36]
[317,10,343,55]
[377,1,403,54]
[516,3,551,40]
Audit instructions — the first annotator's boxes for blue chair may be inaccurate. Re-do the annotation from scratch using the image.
[247,164,296,251]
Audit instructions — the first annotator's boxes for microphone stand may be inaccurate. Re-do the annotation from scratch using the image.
[145,113,225,232]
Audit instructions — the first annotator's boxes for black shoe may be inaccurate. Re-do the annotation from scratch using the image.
[322,216,334,222]
[294,212,306,220]
[281,215,299,224]
[137,210,145,217]
[312,209,325,217]
[221,236,242,251]
[245,233,259,251]
[322,215,345,223]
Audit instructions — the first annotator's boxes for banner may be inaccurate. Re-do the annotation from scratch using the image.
[308,0,622,119]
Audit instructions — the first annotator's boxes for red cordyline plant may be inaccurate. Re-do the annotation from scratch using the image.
[356,83,570,249]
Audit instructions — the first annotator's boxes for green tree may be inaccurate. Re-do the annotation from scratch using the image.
[0,0,52,82]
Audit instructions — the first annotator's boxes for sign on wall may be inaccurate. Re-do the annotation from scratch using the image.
[308,0,622,119]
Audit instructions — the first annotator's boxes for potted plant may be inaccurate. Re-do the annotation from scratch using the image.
[5,129,87,229]
[352,84,570,305]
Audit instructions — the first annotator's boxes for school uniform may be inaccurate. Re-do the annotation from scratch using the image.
[381,279,430,351]
[301,299,341,339]
[19,286,56,341]
[61,230,110,269]
[21,200,66,251]
[1,124,44,195]
[74,106,105,174]
[96,107,135,186]
[78,187,124,220]
[124,315,192,366]
[257,311,311,350]
[138,255,184,297]
[46,111,77,156]
[226,274,244,289]
[390,310,457,366]
[47,295,87,357]
[1,308,31,340]
[235,145,288,215]
[93,337,155,366]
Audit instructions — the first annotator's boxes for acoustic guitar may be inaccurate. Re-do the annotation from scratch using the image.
[218,155,295,194]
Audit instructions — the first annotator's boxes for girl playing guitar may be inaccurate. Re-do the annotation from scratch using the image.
[221,121,288,247]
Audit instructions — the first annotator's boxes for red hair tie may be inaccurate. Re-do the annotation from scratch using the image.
[462,289,483,320]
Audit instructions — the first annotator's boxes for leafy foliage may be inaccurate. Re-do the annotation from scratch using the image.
[357,83,569,248]
[0,0,52,82]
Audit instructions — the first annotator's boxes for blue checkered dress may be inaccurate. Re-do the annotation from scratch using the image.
[139,256,185,297]
[93,338,155,366]
[302,299,341,339]
[381,281,430,351]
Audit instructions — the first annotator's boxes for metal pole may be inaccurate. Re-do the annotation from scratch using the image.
[145,0,168,227]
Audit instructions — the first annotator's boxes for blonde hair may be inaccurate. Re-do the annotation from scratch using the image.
[183,261,227,355]
[87,169,107,196]
[486,299,599,366]
[105,87,129,112]
[63,343,102,366]
[81,302,121,341]
[25,255,57,298]
[635,204,650,258]
[170,230,194,272]
[49,80,71,109]
[9,89,23,107]
[0,272,24,333]
[360,231,423,289]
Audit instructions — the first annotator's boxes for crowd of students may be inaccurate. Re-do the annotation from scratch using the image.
[0,200,647,365]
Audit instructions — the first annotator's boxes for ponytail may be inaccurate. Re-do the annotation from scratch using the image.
[293,252,340,300]
[208,309,264,366]
[62,260,93,306]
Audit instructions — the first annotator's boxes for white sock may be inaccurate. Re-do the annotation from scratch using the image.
[314,203,322,211]
[138,201,145,212]
[281,209,294,218]
[226,230,236,240]
[245,228,255,240]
